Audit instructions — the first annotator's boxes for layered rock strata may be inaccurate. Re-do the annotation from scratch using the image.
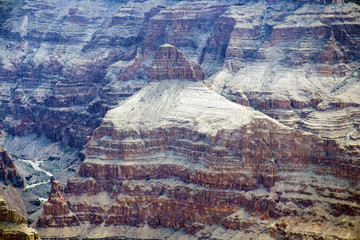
[37,45,360,239]
[206,1,360,154]
[1,0,359,151]
[37,181,77,228]
[0,147,24,188]
[0,195,41,240]
[150,44,204,81]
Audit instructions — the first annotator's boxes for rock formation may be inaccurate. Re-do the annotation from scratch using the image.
[0,195,41,240]
[0,0,358,151]
[150,44,204,81]
[0,0,359,239]
[205,1,360,157]
[37,181,78,228]
[36,45,360,239]
[0,147,43,224]
[0,147,24,188]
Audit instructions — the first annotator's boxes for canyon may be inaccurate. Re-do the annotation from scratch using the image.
[36,44,360,239]
[0,0,359,239]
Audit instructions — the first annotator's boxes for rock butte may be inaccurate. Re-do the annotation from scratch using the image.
[36,44,360,239]
[150,44,204,82]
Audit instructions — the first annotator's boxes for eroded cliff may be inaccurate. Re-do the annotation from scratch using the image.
[0,195,41,240]
[0,146,24,188]
[0,0,359,152]
[36,45,360,240]
[1,0,360,239]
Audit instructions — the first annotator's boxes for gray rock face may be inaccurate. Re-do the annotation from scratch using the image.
[1,0,359,150]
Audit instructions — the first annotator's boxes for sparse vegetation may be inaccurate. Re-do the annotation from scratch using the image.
[22,161,34,169]
[330,78,348,94]
[60,144,76,153]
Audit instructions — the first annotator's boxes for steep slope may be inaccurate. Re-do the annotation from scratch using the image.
[0,146,44,225]
[1,0,359,238]
[206,1,360,153]
[0,0,359,152]
[36,45,360,239]
[0,146,24,188]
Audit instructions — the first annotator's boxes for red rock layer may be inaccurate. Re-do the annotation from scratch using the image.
[1,0,359,152]
[0,147,24,188]
[150,44,204,81]
[37,46,360,239]
[38,181,79,228]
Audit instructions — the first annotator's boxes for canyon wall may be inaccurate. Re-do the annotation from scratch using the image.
[0,146,24,188]
[36,45,360,239]
[0,0,359,239]
[0,0,359,150]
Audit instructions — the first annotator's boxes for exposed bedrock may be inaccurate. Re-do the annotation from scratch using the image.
[0,0,359,150]
[206,1,360,152]
[150,44,204,82]
[0,0,359,239]
[0,147,24,188]
[0,195,41,240]
[36,45,360,239]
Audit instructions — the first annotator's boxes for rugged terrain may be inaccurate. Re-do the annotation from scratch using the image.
[36,44,360,239]
[1,0,359,150]
[0,146,24,188]
[0,0,359,239]
[0,147,41,239]
[0,195,41,240]
[0,146,43,220]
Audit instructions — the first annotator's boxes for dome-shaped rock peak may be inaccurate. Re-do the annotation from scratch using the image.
[150,44,204,82]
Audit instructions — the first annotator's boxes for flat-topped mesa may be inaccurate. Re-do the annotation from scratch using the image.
[150,44,204,82]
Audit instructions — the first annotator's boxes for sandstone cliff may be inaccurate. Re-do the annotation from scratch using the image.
[0,195,41,240]
[0,147,23,188]
[36,45,360,239]
[150,44,204,81]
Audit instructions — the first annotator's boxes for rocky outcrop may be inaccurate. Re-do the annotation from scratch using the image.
[150,44,204,81]
[0,147,24,188]
[38,181,79,228]
[0,195,41,240]
[36,46,360,239]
